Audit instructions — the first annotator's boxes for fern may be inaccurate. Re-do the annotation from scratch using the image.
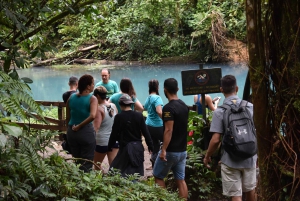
[0,71,44,124]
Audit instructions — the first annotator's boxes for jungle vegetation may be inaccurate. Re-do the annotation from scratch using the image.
[0,0,246,70]
[1,0,300,200]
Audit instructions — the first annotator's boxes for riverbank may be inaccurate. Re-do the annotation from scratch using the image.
[32,39,248,68]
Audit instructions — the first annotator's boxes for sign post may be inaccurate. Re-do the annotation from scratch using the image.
[181,65,222,149]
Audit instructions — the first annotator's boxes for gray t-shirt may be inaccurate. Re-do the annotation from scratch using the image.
[210,95,257,168]
[96,103,116,146]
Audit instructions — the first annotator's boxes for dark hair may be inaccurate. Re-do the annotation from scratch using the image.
[164,78,178,95]
[120,78,136,97]
[69,76,78,86]
[148,79,159,95]
[78,74,94,94]
[93,86,107,100]
[221,75,237,94]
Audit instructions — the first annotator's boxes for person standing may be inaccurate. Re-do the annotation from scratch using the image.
[108,78,143,113]
[144,79,163,168]
[95,68,119,98]
[62,76,78,103]
[93,86,118,171]
[153,78,189,200]
[66,74,98,172]
[203,75,257,201]
[108,94,153,177]
[61,76,78,153]
[193,94,221,115]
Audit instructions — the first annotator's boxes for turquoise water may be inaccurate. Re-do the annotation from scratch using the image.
[17,63,248,106]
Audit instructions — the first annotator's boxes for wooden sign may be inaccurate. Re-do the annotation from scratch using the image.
[181,68,222,95]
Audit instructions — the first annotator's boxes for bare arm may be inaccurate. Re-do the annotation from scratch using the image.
[156,105,162,119]
[72,96,98,131]
[134,99,144,112]
[193,94,198,103]
[159,120,174,161]
[206,95,219,111]
[203,133,221,168]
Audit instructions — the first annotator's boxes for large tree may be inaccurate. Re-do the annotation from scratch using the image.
[0,0,104,75]
[246,0,300,200]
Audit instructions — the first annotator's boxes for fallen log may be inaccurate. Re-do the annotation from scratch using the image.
[32,44,99,66]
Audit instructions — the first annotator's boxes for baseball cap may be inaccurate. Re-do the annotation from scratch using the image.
[119,94,134,104]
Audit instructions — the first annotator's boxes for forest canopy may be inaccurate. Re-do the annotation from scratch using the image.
[0,0,246,72]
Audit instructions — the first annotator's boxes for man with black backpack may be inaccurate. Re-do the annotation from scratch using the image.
[203,75,257,201]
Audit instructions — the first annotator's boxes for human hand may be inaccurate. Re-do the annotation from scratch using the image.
[213,97,221,104]
[203,156,212,168]
[72,124,79,131]
[159,150,167,161]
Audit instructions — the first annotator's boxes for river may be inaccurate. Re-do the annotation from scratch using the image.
[17,63,248,106]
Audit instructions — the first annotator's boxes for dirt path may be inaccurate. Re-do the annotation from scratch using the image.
[46,139,153,178]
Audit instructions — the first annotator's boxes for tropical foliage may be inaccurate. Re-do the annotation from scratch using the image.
[0,73,182,200]
[0,0,246,71]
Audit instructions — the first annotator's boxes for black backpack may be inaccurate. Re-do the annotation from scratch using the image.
[219,100,257,161]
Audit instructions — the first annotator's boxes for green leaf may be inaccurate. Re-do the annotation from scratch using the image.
[3,124,22,138]
[1,42,11,48]
[83,176,90,182]
[0,133,7,147]
[9,70,19,79]
[21,77,33,83]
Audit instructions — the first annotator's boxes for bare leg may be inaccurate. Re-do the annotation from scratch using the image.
[154,177,166,188]
[93,151,106,170]
[245,189,256,201]
[107,148,119,165]
[232,196,242,201]
[175,179,188,200]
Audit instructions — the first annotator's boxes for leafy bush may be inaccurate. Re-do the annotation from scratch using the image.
[0,134,183,200]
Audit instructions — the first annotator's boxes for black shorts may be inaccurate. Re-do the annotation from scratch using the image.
[95,142,119,153]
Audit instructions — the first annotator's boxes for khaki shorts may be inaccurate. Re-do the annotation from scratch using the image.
[221,164,256,197]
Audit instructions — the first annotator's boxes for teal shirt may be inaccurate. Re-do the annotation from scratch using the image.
[95,80,119,98]
[109,93,137,113]
[144,94,163,127]
[68,93,92,125]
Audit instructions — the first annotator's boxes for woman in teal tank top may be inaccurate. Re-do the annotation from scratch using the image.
[108,78,143,113]
[67,74,98,172]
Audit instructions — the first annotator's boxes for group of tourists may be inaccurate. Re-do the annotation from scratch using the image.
[62,69,257,201]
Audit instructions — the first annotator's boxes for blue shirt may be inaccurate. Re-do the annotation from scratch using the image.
[95,80,119,98]
[144,94,163,127]
[68,93,92,125]
[109,93,138,113]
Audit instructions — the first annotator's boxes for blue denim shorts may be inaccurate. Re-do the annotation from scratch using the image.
[153,150,187,180]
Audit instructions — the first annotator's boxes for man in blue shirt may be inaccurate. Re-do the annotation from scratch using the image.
[95,68,119,98]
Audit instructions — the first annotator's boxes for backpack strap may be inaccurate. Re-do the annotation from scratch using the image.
[218,104,231,134]
[239,100,248,108]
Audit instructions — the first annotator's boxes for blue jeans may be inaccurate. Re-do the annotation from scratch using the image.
[153,150,187,180]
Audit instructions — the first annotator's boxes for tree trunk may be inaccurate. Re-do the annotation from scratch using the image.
[246,0,300,200]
